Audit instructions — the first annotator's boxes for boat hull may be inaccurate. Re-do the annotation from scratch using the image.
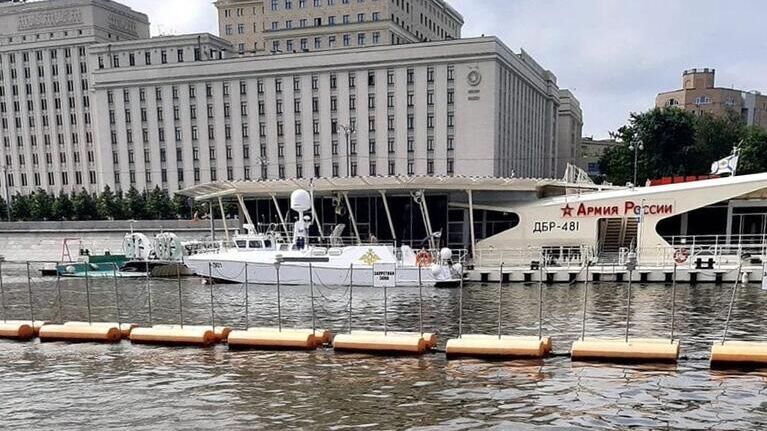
[185,257,455,287]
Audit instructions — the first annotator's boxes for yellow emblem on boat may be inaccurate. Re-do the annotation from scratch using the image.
[359,249,381,265]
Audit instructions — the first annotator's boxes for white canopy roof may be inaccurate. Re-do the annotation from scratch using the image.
[178,175,611,201]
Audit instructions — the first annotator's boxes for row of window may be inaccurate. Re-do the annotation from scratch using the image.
[105,66,455,105]
[0,61,87,81]
[113,156,454,187]
[5,170,95,188]
[0,47,86,65]
[6,149,90,167]
[269,0,372,12]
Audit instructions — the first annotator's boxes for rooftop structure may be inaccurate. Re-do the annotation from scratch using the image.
[215,0,463,54]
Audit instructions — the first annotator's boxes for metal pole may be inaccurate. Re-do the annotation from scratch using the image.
[209,201,216,242]
[383,265,388,335]
[309,263,316,333]
[722,260,743,345]
[0,261,5,322]
[55,270,63,324]
[670,263,677,343]
[84,263,91,325]
[418,265,423,337]
[113,265,121,327]
[147,262,153,326]
[458,267,464,338]
[177,263,183,328]
[625,270,632,343]
[538,265,544,340]
[244,262,249,330]
[348,263,353,333]
[581,264,589,341]
[209,264,216,333]
[276,263,282,332]
[497,263,503,339]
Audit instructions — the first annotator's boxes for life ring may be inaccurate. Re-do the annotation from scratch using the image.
[416,250,433,267]
[673,248,689,264]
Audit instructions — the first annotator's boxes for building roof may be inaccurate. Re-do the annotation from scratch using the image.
[178,175,611,201]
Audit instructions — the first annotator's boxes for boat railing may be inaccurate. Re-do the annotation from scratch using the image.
[474,245,594,270]
[475,241,766,270]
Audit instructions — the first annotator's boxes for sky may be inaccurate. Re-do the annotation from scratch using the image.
[120,0,767,139]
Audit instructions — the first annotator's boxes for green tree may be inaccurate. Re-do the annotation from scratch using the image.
[600,107,749,184]
[72,189,98,221]
[29,189,55,220]
[97,185,124,220]
[145,186,175,219]
[0,196,7,221]
[738,126,767,175]
[52,192,74,221]
[10,193,32,221]
[173,194,192,219]
[123,186,146,220]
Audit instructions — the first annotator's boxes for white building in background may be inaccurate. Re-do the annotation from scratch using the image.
[0,0,581,197]
[90,36,562,192]
[0,0,149,195]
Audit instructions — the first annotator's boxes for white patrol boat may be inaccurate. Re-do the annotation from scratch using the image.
[184,189,463,287]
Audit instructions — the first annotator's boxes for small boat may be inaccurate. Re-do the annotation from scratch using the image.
[185,190,463,287]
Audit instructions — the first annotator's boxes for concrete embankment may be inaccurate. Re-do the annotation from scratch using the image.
[0,220,238,262]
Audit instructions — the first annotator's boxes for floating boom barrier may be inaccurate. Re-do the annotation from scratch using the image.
[446,264,552,360]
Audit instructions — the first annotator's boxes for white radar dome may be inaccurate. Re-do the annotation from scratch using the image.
[440,248,453,261]
[290,189,312,212]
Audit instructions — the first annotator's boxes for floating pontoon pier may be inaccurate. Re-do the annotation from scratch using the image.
[446,265,551,360]
[709,260,767,368]
[571,258,682,363]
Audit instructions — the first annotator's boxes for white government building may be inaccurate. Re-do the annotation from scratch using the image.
[0,0,581,197]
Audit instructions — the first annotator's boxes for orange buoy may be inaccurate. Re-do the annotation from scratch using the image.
[129,326,216,347]
[461,334,552,356]
[39,324,121,343]
[63,321,137,338]
[445,335,546,359]
[571,338,680,363]
[0,322,34,340]
[333,333,427,355]
[710,341,767,368]
[228,329,318,350]
[248,327,332,346]
[352,331,437,349]
[3,320,49,336]
[153,325,231,342]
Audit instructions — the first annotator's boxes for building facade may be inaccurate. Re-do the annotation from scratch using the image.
[215,0,463,54]
[0,0,149,196]
[90,36,561,193]
[556,89,582,176]
[656,68,767,129]
[577,137,618,178]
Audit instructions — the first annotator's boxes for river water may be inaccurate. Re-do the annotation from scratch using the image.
[1,265,767,430]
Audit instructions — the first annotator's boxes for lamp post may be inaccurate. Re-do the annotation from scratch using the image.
[629,139,644,188]
[338,124,354,177]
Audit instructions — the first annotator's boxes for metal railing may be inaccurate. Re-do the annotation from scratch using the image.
[475,239,767,270]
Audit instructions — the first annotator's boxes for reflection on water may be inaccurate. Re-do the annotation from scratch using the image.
[1,265,767,429]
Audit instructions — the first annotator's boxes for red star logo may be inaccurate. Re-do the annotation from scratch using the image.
[561,204,574,218]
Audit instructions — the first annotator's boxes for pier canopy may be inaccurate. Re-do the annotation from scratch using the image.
[178,175,609,201]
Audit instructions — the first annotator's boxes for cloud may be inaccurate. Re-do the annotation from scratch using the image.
[119,0,218,36]
[451,0,767,138]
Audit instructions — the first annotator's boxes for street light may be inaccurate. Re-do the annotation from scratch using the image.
[338,124,354,177]
[628,139,644,188]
